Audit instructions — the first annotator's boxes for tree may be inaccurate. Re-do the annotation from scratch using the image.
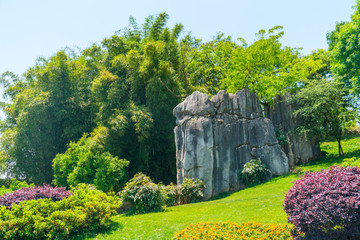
[291,78,354,156]
[0,13,184,184]
[0,52,96,184]
[328,1,360,96]
[0,13,329,185]
[220,26,323,104]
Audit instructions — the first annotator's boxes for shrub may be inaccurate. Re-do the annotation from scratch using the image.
[238,159,271,186]
[284,166,360,240]
[0,184,71,209]
[163,183,180,207]
[9,178,34,191]
[0,183,120,239]
[341,157,360,167]
[53,127,129,192]
[173,222,293,239]
[178,178,205,204]
[120,173,166,214]
[0,178,35,196]
[345,126,360,135]
[275,128,288,146]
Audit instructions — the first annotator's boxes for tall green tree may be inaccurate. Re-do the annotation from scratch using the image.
[0,13,327,186]
[328,1,360,95]
[221,26,323,104]
[291,79,354,156]
[0,52,96,184]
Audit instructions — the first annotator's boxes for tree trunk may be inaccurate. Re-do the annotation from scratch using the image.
[337,138,344,156]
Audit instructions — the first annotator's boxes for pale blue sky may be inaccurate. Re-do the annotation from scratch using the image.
[0,0,356,76]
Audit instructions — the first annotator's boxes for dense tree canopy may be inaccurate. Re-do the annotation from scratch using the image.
[0,12,351,186]
[328,1,360,96]
[291,79,354,156]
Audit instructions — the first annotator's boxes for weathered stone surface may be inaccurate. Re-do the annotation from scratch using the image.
[174,91,214,125]
[174,90,289,199]
[175,116,214,196]
[265,93,321,167]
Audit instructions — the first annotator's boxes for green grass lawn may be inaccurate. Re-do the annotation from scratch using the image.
[79,135,360,240]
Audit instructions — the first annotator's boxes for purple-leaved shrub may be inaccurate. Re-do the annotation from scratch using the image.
[0,184,71,209]
[284,166,360,240]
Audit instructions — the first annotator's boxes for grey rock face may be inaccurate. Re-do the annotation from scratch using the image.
[174,89,289,199]
[264,94,321,167]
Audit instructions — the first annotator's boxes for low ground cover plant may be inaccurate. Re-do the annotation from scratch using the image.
[0,184,71,209]
[284,166,360,239]
[0,183,120,239]
[173,221,293,239]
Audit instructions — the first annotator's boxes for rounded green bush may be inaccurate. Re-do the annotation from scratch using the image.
[0,183,120,239]
[120,173,166,214]
[238,159,271,186]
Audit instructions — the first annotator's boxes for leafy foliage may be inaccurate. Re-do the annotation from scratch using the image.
[173,222,293,240]
[219,26,323,103]
[291,78,355,156]
[284,166,360,240]
[0,12,325,186]
[275,129,288,147]
[0,184,120,239]
[238,159,271,186]
[178,178,206,205]
[328,1,360,96]
[340,157,360,167]
[162,179,205,206]
[52,127,129,192]
[162,183,180,207]
[0,179,34,196]
[120,173,166,214]
[0,184,71,209]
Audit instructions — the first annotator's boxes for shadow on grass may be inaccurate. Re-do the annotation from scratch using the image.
[122,207,168,217]
[71,221,123,240]
[323,134,360,143]
[208,191,233,201]
[301,149,360,169]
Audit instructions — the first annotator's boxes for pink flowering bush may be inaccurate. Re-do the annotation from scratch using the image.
[0,184,71,209]
[284,166,360,239]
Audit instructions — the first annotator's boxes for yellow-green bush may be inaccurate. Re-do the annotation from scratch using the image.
[0,184,120,239]
[341,157,360,167]
[173,222,293,240]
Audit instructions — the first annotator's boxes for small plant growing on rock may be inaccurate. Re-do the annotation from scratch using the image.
[238,159,271,186]
[275,128,288,146]
[284,166,360,239]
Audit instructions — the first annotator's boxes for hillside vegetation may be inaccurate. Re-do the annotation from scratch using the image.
[78,135,360,239]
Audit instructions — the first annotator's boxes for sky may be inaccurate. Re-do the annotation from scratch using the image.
[0,0,357,77]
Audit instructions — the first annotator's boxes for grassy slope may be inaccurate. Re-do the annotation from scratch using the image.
[82,135,360,240]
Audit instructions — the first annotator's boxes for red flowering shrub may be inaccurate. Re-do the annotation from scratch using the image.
[0,184,71,209]
[284,166,360,240]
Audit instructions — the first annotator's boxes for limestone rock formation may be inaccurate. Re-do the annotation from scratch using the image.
[264,93,321,167]
[174,89,289,199]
